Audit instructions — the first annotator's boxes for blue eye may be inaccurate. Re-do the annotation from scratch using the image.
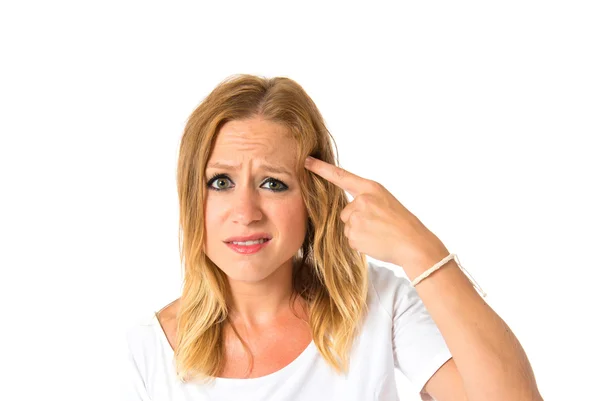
[206,174,288,192]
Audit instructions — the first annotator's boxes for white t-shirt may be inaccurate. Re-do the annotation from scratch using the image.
[123,262,452,400]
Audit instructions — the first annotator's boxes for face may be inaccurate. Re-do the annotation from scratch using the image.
[203,117,308,284]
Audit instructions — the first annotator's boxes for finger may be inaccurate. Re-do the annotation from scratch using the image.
[340,204,355,223]
[304,157,368,196]
[344,217,351,238]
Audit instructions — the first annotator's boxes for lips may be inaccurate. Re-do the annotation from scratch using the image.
[223,233,272,243]
[226,238,271,254]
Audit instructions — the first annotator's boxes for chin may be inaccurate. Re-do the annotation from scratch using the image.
[206,242,299,284]
[224,266,279,284]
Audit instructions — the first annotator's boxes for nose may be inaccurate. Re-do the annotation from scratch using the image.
[231,185,263,225]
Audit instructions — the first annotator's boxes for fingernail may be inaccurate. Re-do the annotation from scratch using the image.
[305,156,314,166]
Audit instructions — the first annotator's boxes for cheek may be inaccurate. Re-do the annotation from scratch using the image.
[203,197,224,232]
[268,198,307,232]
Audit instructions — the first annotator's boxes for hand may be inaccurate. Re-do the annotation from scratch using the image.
[304,156,449,272]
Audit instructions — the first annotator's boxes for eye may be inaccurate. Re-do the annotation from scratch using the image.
[207,174,232,191]
[262,178,287,191]
[206,174,288,192]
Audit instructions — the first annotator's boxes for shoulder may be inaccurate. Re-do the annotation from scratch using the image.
[367,261,413,313]
[156,298,180,325]
[125,314,158,363]
[125,299,179,354]
[125,310,157,336]
[367,260,432,329]
[156,299,180,351]
[367,260,409,291]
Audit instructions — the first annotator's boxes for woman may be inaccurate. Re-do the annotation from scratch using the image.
[125,74,543,400]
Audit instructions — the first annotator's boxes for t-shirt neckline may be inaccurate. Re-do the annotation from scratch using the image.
[152,312,317,384]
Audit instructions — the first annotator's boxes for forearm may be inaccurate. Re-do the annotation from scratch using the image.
[402,255,542,401]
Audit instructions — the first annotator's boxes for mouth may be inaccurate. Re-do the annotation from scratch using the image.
[225,238,271,245]
[225,238,272,254]
[223,233,273,243]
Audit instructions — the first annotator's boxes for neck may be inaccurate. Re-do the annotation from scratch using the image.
[226,261,299,328]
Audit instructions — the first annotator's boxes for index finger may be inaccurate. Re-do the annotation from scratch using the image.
[304,156,367,197]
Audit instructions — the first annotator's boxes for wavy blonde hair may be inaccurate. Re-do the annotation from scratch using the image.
[174,74,369,383]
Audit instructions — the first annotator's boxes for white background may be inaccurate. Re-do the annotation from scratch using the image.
[1,1,598,400]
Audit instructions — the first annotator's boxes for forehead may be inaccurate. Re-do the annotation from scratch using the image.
[209,118,297,161]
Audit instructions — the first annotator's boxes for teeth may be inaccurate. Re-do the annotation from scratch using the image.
[231,239,268,245]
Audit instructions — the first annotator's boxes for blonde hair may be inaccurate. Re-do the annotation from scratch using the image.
[174,74,369,383]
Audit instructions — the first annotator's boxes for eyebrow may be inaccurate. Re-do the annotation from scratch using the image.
[206,162,293,177]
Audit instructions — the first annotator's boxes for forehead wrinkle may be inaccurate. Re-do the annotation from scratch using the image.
[206,160,293,178]
[214,133,275,156]
[209,122,298,177]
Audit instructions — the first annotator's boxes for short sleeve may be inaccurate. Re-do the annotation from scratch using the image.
[391,274,453,393]
[120,351,152,401]
[119,330,153,401]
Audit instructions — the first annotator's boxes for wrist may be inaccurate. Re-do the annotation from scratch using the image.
[399,246,451,281]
